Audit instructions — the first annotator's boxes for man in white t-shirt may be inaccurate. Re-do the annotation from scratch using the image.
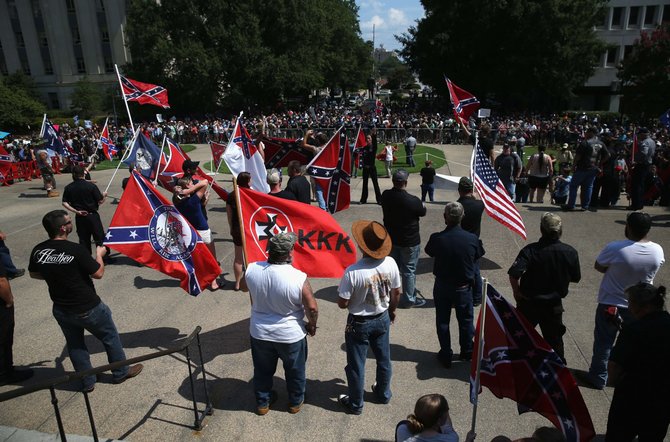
[581,211,664,389]
[242,232,318,415]
[337,220,401,415]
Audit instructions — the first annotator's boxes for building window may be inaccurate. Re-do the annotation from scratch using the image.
[21,60,31,75]
[0,45,8,76]
[44,58,53,75]
[101,27,110,42]
[48,92,60,109]
[624,45,634,60]
[104,55,114,73]
[76,57,86,73]
[612,7,624,27]
[96,0,105,11]
[16,32,24,47]
[662,5,670,23]
[644,6,656,26]
[628,6,640,28]
[72,27,81,45]
[606,47,618,66]
[39,31,48,47]
[66,0,76,13]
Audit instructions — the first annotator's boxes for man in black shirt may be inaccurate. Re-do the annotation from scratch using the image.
[285,160,311,204]
[456,177,485,305]
[29,210,143,392]
[419,160,436,202]
[381,169,427,308]
[359,134,382,204]
[267,168,296,201]
[62,165,108,256]
[508,212,581,363]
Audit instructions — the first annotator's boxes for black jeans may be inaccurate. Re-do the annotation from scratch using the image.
[360,166,382,204]
[630,164,650,210]
[517,298,566,363]
[0,304,14,376]
[75,212,105,255]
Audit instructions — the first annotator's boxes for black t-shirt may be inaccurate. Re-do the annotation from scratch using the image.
[0,260,6,279]
[479,137,494,158]
[28,239,101,313]
[381,188,426,247]
[286,175,311,204]
[420,167,436,184]
[268,190,297,201]
[62,179,104,213]
[457,196,485,238]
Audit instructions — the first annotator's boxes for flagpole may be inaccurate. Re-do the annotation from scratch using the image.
[233,178,248,269]
[39,113,47,137]
[115,64,135,130]
[104,126,139,194]
[470,277,488,436]
[153,134,166,186]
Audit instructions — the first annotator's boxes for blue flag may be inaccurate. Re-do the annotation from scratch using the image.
[42,120,67,156]
[660,108,670,128]
[122,132,161,178]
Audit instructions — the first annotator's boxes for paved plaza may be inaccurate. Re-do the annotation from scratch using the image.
[0,143,668,441]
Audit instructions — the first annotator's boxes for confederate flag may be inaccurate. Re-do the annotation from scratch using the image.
[210,141,226,170]
[260,136,314,169]
[470,284,595,442]
[445,76,480,124]
[100,119,118,161]
[104,171,220,296]
[238,187,356,278]
[352,126,366,169]
[120,75,170,108]
[306,127,351,214]
[223,118,270,193]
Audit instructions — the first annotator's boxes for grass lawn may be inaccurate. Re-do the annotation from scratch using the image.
[94,144,197,171]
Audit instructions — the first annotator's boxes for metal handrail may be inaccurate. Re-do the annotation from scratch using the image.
[0,326,212,441]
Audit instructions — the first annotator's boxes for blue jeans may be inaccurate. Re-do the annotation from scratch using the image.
[502,181,516,200]
[52,303,128,390]
[433,280,474,362]
[250,336,307,408]
[473,262,482,305]
[390,245,420,304]
[587,304,632,388]
[420,184,434,202]
[0,241,19,274]
[315,186,327,211]
[344,311,392,412]
[567,168,598,209]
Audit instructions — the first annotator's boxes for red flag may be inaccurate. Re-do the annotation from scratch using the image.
[105,171,220,296]
[631,133,638,164]
[100,119,118,161]
[238,187,356,278]
[472,141,526,239]
[306,127,351,213]
[470,284,595,442]
[445,76,480,124]
[210,141,226,170]
[353,126,366,169]
[260,136,313,169]
[120,75,170,108]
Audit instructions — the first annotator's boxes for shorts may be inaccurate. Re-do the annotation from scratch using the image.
[528,175,549,190]
[197,229,212,244]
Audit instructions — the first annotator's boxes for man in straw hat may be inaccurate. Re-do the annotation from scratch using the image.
[425,202,484,368]
[508,212,581,364]
[241,232,319,415]
[337,220,401,415]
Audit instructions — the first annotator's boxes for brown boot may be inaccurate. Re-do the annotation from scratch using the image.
[47,190,60,197]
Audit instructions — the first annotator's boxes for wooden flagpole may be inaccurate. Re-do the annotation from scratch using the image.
[470,277,488,436]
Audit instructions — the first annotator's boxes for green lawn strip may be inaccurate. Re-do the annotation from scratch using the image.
[93,144,196,171]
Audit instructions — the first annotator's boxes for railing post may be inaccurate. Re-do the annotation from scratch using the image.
[196,333,213,416]
[185,346,200,429]
[82,391,99,442]
[49,387,67,442]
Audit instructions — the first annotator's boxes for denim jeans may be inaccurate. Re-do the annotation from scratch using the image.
[420,184,434,202]
[0,241,19,274]
[52,302,128,390]
[433,280,474,362]
[502,181,516,200]
[473,262,482,305]
[315,186,327,211]
[250,336,307,408]
[344,311,392,412]
[390,245,420,304]
[567,168,598,209]
[587,304,632,388]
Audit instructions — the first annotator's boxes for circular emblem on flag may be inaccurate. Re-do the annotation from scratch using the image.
[148,205,197,261]
[135,148,153,174]
[248,206,294,258]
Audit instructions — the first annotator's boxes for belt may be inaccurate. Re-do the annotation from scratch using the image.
[350,311,386,322]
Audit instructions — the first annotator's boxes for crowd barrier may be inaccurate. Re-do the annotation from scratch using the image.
[0,156,63,186]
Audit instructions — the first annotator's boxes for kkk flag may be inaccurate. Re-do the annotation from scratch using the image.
[122,131,161,179]
[210,141,226,170]
[472,141,526,239]
[105,171,220,296]
[470,284,595,442]
[223,119,270,193]
[306,128,351,214]
[261,136,314,169]
[119,75,170,108]
[238,187,356,278]
[100,119,118,161]
[42,120,68,156]
[445,76,480,124]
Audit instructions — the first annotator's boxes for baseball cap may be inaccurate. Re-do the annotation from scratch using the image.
[266,168,281,184]
[541,212,562,233]
[392,169,409,182]
[268,232,297,258]
[458,176,474,191]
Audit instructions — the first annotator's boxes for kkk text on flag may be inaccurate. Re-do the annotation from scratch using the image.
[445,76,480,124]
[470,284,595,442]
[223,119,270,193]
[238,187,356,278]
[261,136,314,169]
[472,142,526,239]
[104,171,220,296]
[122,132,161,179]
[120,75,170,108]
[306,128,351,214]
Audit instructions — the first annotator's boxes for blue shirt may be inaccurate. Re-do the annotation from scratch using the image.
[425,225,483,285]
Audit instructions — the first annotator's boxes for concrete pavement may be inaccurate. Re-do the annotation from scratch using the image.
[0,143,668,441]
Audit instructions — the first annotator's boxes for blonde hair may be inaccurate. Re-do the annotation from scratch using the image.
[405,394,449,434]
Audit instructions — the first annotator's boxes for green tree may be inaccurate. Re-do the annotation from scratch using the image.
[70,77,102,118]
[0,76,46,131]
[398,0,608,110]
[617,23,670,119]
[3,71,41,101]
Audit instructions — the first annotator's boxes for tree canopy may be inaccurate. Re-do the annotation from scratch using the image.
[398,0,608,111]
[70,77,102,118]
[124,0,371,113]
[0,72,45,131]
[617,23,670,119]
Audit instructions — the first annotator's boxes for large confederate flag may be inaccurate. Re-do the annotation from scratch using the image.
[261,136,314,169]
[237,187,356,278]
[306,127,351,214]
[104,171,220,296]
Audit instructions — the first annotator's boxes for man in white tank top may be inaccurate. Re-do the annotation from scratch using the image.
[242,232,318,415]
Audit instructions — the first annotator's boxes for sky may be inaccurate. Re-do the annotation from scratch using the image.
[356,0,425,52]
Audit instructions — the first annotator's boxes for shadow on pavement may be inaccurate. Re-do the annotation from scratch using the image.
[479,257,502,271]
[134,275,181,289]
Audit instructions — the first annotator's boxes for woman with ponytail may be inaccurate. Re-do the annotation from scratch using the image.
[396,394,475,442]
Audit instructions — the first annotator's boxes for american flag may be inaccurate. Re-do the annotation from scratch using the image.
[471,141,526,239]
[120,75,170,109]
[470,284,595,442]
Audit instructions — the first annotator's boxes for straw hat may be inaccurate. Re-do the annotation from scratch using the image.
[351,220,392,259]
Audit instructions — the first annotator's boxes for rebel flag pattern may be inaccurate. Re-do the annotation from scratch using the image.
[306,128,351,214]
[210,141,226,170]
[238,187,356,278]
[261,136,314,169]
[353,127,366,169]
[104,171,220,296]
[100,120,118,161]
[470,284,595,442]
[445,76,480,124]
[120,75,170,108]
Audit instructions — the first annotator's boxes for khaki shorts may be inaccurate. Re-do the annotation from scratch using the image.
[197,229,212,244]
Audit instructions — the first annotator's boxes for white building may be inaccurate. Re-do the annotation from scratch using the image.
[0,0,129,110]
